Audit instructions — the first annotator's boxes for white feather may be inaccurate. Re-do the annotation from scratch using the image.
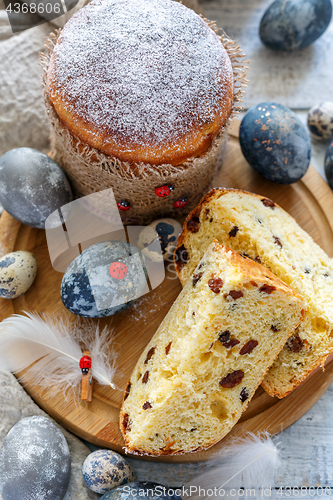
[184,432,281,499]
[72,318,118,389]
[0,312,118,397]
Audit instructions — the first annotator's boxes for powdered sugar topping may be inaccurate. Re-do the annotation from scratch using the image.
[49,0,233,150]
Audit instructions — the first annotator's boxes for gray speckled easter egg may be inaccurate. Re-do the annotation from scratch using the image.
[0,251,37,299]
[259,0,332,50]
[82,450,135,494]
[308,102,333,140]
[100,482,182,500]
[137,218,182,261]
[239,102,311,184]
[61,241,147,317]
[0,148,73,229]
[0,416,71,500]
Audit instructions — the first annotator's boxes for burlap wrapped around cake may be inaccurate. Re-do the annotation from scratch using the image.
[41,0,247,224]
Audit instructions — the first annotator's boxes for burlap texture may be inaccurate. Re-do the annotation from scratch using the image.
[41,25,247,224]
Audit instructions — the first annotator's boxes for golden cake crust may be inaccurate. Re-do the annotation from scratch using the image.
[47,0,234,166]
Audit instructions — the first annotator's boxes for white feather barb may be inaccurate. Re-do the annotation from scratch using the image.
[184,432,281,499]
[0,312,118,397]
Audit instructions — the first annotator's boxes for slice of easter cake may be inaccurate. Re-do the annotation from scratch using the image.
[120,240,305,455]
[175,187,333,398]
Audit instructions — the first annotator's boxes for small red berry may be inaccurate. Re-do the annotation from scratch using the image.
[117,200,131,211]
[79,355,92,375]
[155,184,175,198]
[109,261,128,280]
[174,197,188,209]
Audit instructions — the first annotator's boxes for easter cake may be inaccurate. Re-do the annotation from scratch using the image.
[175,188,333,398]
[41,0,246,223]
[120,240,305,455]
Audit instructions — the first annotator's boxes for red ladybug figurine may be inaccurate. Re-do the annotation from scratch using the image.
[109,260,128,280]
[174,197,188,209]
[80,355,92,375]
[155,184,175,198]
[117,200,131,211]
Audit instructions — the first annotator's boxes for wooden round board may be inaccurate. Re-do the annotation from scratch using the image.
[1,120,333,463]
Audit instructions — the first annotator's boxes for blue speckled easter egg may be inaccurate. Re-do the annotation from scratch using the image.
[0,251,37,299]
[239,102,311,184]
[100,482,182,500]
[259,0,332,50]
[82,450,135,494]
[0,416,70,500]
[325,139,333,189]
[61,241,147,317]
[0,148,73,229]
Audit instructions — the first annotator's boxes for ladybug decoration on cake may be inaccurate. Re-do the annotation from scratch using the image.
[174,197,188,209]
[109,259,128,280]
[155,184,175,198]
[80,354,92,375]
[117,200,131,211]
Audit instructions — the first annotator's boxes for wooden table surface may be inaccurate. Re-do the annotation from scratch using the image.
[0,0,332,495]
[199,0,333,110]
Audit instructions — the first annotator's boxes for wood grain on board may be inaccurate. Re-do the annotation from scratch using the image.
[1,122,333,463]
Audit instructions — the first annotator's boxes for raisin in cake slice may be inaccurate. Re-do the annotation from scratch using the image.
[175,187,333,398]
[120,240,305,456]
